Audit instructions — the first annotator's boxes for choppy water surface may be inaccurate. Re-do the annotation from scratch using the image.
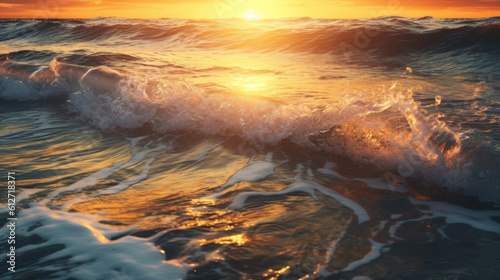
[1,17,500,280]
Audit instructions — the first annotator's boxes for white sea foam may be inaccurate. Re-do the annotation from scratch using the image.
[228,182,317,210]
[17,188,45,201]
[352,276,374,280]
[127,135,149,155]
[98,157,155,196]
[1,59,498,203]
[388,215,430,240]
[45,138,166,202]
[190,142,223,162]
[354,177,407,193]
[342,240,386,272]
[45,160,127,200]
[317,167,348,180]
[388,199,500,240]
[390,214,403,219]
[220,153,278,190]
[228,173,370,224]
[0,205,187,280]
[409,198,500,234]
[61,153,153,210]
[122,144,166,168]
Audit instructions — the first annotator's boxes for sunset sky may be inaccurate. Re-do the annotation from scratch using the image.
[0,0,499,19]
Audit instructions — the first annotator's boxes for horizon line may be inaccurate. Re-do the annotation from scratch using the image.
[0,15,499,20]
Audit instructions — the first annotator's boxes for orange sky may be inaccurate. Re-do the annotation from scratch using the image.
[0,0,499,19]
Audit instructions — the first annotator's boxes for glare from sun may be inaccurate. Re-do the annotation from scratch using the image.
[244,11,260,21]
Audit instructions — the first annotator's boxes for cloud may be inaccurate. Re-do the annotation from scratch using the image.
[309,0,500,9]
[0,0,204,6]
[359,0,500,8]
[0,0,499,18]
[1,0,499,8]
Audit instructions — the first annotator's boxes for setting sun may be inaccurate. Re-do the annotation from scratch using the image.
[244,11,260,21]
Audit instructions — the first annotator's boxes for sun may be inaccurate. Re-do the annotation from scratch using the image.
[244,11,260,21]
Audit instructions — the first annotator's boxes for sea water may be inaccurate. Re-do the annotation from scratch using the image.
[1,17,500,280]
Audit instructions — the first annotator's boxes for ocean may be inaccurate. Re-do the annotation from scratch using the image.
[0,17,500,280]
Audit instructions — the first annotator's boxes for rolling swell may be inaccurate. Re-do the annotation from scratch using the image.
[0,17,499,57]
[1,58,497,204]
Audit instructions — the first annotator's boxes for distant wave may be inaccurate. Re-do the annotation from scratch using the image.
[1,17,499,58]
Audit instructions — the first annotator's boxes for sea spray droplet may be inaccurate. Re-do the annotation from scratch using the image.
[435,95,442,106]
